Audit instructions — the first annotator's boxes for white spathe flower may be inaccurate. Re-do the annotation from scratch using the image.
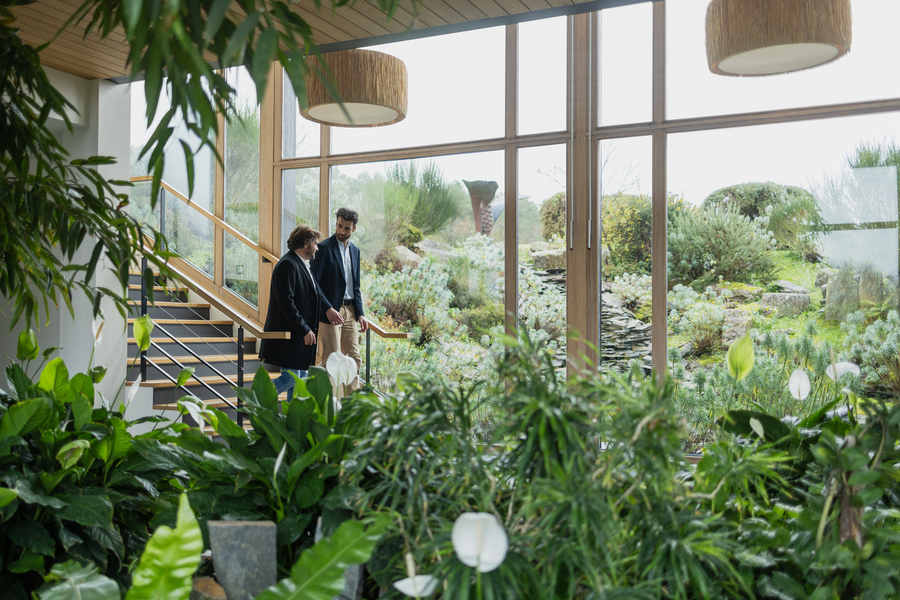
[788,369,811,401]
[92,317,104,347]
[826,362,860,381]
[124,375,142,411]
[326,351,357,388]
[451,512,508,573]
[393,575,439,597]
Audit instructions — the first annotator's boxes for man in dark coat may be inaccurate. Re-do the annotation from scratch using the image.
[258,224,328,399]
[310,207,369,380]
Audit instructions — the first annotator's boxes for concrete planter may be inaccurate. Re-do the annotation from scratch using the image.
[208,521,277,600]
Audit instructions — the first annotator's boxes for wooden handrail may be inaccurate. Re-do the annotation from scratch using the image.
[367,320,408,339]
[140,246,289,340]
[131,176,280,265]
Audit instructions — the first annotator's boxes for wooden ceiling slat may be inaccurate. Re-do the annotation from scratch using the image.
[494,0,531,15]
[446,1,490,21]
[416,1,469,25]
[342,2,416,35]
[16,31,128,74]
[16,18,131,64]
[291,0,385,41]
[519,0,553,11]
[399,0,450,28]
[23,0,129,45]
[545,0,578,8]
[469,1,509,19]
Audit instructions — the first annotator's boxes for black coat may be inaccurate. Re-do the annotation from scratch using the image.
[258,251,327,370]
[309,234,365,319]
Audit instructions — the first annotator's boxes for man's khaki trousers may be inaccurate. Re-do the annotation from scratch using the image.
[317,303,361,387]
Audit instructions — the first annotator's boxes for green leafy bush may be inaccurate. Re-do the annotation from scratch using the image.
[601,193,688,278]
[843,309,900,394]
[609,272,651,311]
[668,206,778,288]
[538,191,566,241]
[667,285,730,355]
[460,303,505,338]
[0,334,181,599]
[703,181,812,220]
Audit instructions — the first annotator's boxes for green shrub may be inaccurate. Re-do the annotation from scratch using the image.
[397,222,423,249]
[702,181,812,220]
[0,332,181,598]
[667,285,730,355]
[609,272,651,311]
[601,193,688,277]
[843,310,900,395]
[538,191,566,241]
[461,303,505,338]
[668,206,778,288]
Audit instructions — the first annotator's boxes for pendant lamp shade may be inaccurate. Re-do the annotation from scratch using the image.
[301,49,408,127]
[706,0,851,76]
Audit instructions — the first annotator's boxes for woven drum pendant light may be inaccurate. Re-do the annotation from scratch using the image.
[301,49,408,127]
[706,0,851,76]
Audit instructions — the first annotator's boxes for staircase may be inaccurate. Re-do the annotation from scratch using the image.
[124,271,266,424]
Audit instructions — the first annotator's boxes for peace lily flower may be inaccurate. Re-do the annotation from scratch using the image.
[788,369,811,401]
[92,317,104,347]
[393,553,439,598]
[451,512,508,573]
[124,375,142,411]
[826,362,860,381]
[326,351,358,406]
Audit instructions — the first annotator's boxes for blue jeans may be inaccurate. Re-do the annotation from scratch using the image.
[272,369,307,400]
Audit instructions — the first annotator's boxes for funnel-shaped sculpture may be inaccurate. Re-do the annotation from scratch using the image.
[463,180,499,236]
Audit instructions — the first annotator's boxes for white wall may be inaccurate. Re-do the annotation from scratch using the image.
[0,71,154,423]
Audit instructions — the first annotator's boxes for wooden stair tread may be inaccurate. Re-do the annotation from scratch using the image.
[153,391,287,410]
[128,300,209,308]
[137,354,261,365]
[127,318,232,325]
[128,336,257,344]
[131,373,279,388]
[128,283,189,292]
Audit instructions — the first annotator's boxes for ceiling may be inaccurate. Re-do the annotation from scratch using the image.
[9,0,637,82]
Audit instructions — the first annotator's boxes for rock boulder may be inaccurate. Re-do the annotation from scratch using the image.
[760,293,810,317]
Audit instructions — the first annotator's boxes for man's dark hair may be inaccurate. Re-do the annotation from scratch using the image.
[336,207,359,226]
[287,224,321,250]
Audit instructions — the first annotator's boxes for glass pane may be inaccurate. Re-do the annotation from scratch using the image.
[599,2,652,126]
[224,232,258,307]
[281,167,321,250]
[331,151,504,392]
[330,28,505,155]
[599,136,653,372]
[224,68,260,306]
[129,79,215,213]
[518,145,567,368]
[667,0,900,119]
[519,17,567,135]
[163,189,214,277]
[282,68,321,158]
[667,113,900,453]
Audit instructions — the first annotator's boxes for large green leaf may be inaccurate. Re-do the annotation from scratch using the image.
[17,329,39,361]
[0,397,54,438]
[39,357,71,399]
[725,335,754,382]
[256,515,389,600]
[719,410,791,443]
[133,315,154,353]
[126,493,203,600]
[9,520,56,556]
[0,487,19,508]
[16,474,68,509]
[72,394,93,431]
[69,373,95,407]
[36,560,121,600]
[57,439,91,469]
[58,494,114,529]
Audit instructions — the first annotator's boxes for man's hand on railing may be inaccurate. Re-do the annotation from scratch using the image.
[326,307,345,326]
[359,315,369,333]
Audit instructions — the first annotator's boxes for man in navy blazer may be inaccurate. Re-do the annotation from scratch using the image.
[310,207,369,379]
[258,224,329,400]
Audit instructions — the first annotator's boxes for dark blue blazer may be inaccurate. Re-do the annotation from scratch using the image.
[309,234,364,319]
[258,251,327,370]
